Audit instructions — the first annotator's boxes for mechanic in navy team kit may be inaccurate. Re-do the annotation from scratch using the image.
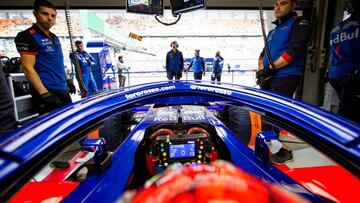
[14,0,76,115]
[256,0,312,164]
[211,50,224,83]
[166,41,184,80]
[72,40,98,97]
[328,0,360,123]
[185,49,205,80]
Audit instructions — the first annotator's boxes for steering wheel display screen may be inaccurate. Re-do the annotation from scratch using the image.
[169,141,195,159]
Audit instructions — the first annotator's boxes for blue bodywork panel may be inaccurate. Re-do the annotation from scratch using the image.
[0,81,359,202]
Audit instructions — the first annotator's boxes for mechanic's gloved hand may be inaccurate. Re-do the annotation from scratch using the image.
[256,68,275,79]
[256,68,275,88]
[41,92,62,110]
[66,79,76,94]
[256,76,267,88]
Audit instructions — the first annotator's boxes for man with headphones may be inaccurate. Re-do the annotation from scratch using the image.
[166,41,184,80]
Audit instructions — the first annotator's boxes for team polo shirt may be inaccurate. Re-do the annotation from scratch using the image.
[260,12,312,78]
[74,51,96,74]
[189,56,205,73]
[213,56,224,73]
[329,14,360,79]
[14,24,67,91]
[166,50,184,73]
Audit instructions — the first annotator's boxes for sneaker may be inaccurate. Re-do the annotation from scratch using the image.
[270,148,293,165]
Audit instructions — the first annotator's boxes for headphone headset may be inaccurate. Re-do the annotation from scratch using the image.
[170,41,179,48]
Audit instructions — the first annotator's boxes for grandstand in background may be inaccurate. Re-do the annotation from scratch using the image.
[0,9,272,72]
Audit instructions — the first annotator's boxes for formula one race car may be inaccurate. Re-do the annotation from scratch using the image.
[0,81,359,202]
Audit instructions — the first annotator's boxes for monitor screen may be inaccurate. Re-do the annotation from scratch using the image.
[170,0,206,15]
[169,141,196,159]
[127,0,164,15]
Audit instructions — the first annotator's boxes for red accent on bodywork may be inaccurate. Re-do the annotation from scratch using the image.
[10,151,87,202]
[9,181,79,203]
[43,151,88,182]
[278,165,359,203]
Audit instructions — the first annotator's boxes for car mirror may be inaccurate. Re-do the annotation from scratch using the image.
[255,131,278,163]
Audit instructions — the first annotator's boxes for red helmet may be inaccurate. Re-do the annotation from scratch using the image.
[120,160,308,203]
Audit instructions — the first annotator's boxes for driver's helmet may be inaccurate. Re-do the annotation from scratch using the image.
[118,160,308,203]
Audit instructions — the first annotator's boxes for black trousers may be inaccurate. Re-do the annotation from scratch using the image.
[261,76,301,98]
[167,72,182,80]
[329,77,360,123]
[211,72,222,82]
[260,76,301,148]
[30,86,72,115]
[194,71,203,80]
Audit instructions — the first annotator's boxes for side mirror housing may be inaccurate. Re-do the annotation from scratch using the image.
[255,131,278,163]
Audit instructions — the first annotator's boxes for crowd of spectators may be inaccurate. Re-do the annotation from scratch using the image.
[0,18,32,36]
[105,12,262,36]
[0,11,82,37]
[1,9,266,71]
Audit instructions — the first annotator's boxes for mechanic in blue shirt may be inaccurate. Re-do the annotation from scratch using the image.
[14,0,76,115]
[72,40,98,98]
[211,51,224,83]
[166,41,184,80]
[328,0,360,123]
[185,49,205,80]
[256,0,312,165]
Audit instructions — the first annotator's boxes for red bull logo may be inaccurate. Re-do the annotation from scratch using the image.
[330,27,359,45]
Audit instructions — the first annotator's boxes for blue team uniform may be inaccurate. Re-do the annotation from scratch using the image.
[211,56,224,82]
[189,56,205,80]
[329,14,360,79]
[15,24,67,91]
[328,13,360,123]
[259,12,311,97]
[14,24,72,114]
[213,56,224,74]
[166,50,184,80]
[262,14,308,78]
[73,51,98,97]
